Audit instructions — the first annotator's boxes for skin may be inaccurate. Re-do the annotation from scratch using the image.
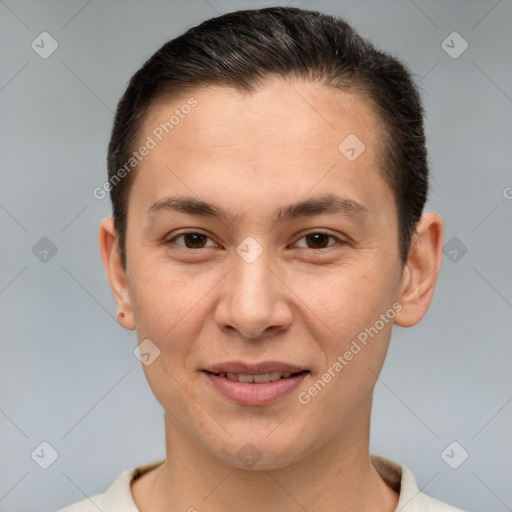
[99,78,443,512]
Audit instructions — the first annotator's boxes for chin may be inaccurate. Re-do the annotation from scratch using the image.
[209,431,308,471]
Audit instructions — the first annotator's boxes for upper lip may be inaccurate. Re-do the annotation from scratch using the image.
[204,361,308,375]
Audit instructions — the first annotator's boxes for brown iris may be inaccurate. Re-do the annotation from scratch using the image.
[182,233,208,248]
[304,233,331,249]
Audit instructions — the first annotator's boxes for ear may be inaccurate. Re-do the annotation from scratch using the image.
[98,217,136,330]
[394,212,444,328]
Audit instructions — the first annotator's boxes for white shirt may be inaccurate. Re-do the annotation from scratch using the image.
[57,454,466,511]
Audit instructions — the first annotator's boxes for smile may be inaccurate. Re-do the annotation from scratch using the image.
[208,371,301,383]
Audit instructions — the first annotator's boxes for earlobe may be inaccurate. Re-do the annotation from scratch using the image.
[98,217,136,330]
[394,212,444,328]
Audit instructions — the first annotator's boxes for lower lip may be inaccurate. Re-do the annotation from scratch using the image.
[204,371,309,406]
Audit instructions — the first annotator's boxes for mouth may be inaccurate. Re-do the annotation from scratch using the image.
[205,370,308,383]
[202,363,309,406]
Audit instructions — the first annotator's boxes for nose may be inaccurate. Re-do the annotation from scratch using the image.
[213,248,293,340]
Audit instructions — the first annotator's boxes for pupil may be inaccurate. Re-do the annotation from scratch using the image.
[307,233,328,248]
[185,233,206,248]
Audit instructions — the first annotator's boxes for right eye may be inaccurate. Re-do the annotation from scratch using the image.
[165,231,218,250]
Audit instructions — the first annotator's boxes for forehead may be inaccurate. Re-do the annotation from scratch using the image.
[129,78,391,221]
[140,79,381,152]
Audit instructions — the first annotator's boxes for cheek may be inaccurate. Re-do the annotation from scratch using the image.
[303,262,395,339]
[302,261,398,393]
[129,267,221,370]
[130,268,193,331]
[130,271,206,415]
[129,271,189,369]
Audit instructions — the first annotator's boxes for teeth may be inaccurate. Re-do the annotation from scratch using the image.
[215,371,298,383]
[253,373,270,383]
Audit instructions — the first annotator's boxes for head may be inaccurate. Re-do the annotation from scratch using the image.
[99,7,443,469]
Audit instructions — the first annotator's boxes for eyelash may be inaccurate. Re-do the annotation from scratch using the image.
[164,231,347,251]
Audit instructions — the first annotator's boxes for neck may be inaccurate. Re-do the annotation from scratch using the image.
[132,396,399,512]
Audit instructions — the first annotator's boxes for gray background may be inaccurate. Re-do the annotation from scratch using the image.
[1,0,511,510]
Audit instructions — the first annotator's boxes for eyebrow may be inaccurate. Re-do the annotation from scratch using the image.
[146,194,370,224]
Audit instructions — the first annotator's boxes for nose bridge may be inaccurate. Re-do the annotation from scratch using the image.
[232,238,278,311]
[214,237,292,338]
[233,236,273,301]
[236,249,273,299]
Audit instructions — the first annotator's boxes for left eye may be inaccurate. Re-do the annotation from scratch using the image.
[293,232,341,249]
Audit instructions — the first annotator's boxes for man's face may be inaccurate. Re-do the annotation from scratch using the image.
[123,79,405,468]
